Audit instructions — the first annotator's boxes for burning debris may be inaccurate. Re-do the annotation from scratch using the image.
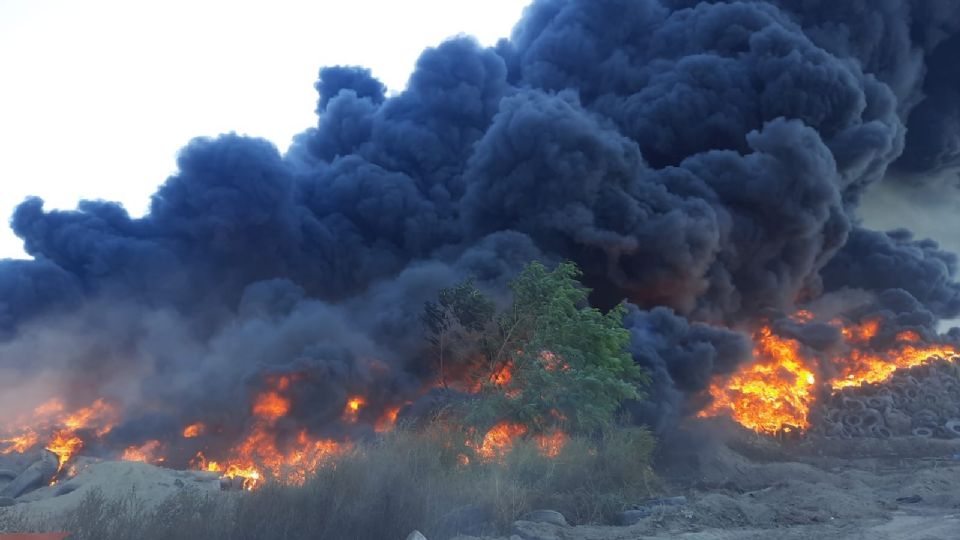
[812,359,960,439]
[699,312,960,437]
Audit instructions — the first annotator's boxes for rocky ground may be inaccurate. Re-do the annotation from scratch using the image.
[451,422,960,540]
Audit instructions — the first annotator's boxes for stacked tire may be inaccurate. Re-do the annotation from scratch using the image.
[811,358,960,439]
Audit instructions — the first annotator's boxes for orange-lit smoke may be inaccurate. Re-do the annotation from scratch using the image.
[182,422,205,438]
[121,440,163,463]
[1,398,119,471]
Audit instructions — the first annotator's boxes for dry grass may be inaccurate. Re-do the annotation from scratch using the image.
[1,425,658,540]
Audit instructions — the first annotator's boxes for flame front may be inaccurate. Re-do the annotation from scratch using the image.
[122,440,163,463]
[473,422,528,461]
[1,398,119,472]
[699,326,817,433]
[194,376,353,490]
[700,317,960,435]
[0,355,571,490]
[468,422,568,462]
[830,330,958,389]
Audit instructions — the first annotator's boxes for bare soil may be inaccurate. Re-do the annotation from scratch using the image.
[466,421,960,540]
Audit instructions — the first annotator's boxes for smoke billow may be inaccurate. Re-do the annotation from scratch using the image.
[2,0,960,447]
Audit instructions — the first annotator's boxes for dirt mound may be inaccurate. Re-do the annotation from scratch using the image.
[1,458,220,523]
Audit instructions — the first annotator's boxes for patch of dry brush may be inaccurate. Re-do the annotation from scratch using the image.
[1,425,658,540]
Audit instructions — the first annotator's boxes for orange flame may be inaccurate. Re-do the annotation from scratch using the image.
[467,422,568,462]
[0,432,39,455]
[830,339,958,389]
[699,326,816,433]
[190,375,353,490]
[535,430,568,458]
[374,406,401,433]
[121,440,163,463]
[252,391,290,420]
[182,422,205,438]
[473,422,527,462]
[45,431,85,470]
[342,396,366,423]
[700,317,959,435]
[1,398,119,472]
[491,363,513,386]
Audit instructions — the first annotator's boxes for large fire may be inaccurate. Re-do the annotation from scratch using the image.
[5,312,953,491]
[700,316,959,434]
[0,347,579,491]
[698,326,817,433]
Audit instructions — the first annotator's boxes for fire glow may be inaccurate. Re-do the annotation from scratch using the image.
[0,354,573,490]
[700,316,960,434]
[469,422,569,463]
[195,375,352,490]
[1,398,119,475]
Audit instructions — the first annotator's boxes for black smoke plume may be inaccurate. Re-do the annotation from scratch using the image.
[2,0,960,450]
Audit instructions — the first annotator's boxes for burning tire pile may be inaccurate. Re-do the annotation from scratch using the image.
[811,357,960,440]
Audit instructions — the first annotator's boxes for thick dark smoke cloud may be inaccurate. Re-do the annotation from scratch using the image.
[895,33,960,176]
[821,227,960,319]
[665,0,960,184]
[625,306,752,431]
[2,0,960,449]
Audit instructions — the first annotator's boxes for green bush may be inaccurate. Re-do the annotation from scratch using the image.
[424,261,649,436]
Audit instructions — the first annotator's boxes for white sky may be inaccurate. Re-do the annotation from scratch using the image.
[0,0,532,259]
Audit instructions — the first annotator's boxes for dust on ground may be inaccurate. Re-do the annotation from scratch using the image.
[466,422,960,540]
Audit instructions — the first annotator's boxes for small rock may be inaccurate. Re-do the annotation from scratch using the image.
[521,509,568,527]
[616,508,652,526]
[406,530,427,540]
[511,520,563,540]
[896,495,923,504]
[0,496,15,507]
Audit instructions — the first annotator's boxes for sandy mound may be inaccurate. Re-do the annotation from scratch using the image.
[3,458,220,522]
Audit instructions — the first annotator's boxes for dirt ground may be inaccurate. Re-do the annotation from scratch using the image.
[465,421,960,540]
